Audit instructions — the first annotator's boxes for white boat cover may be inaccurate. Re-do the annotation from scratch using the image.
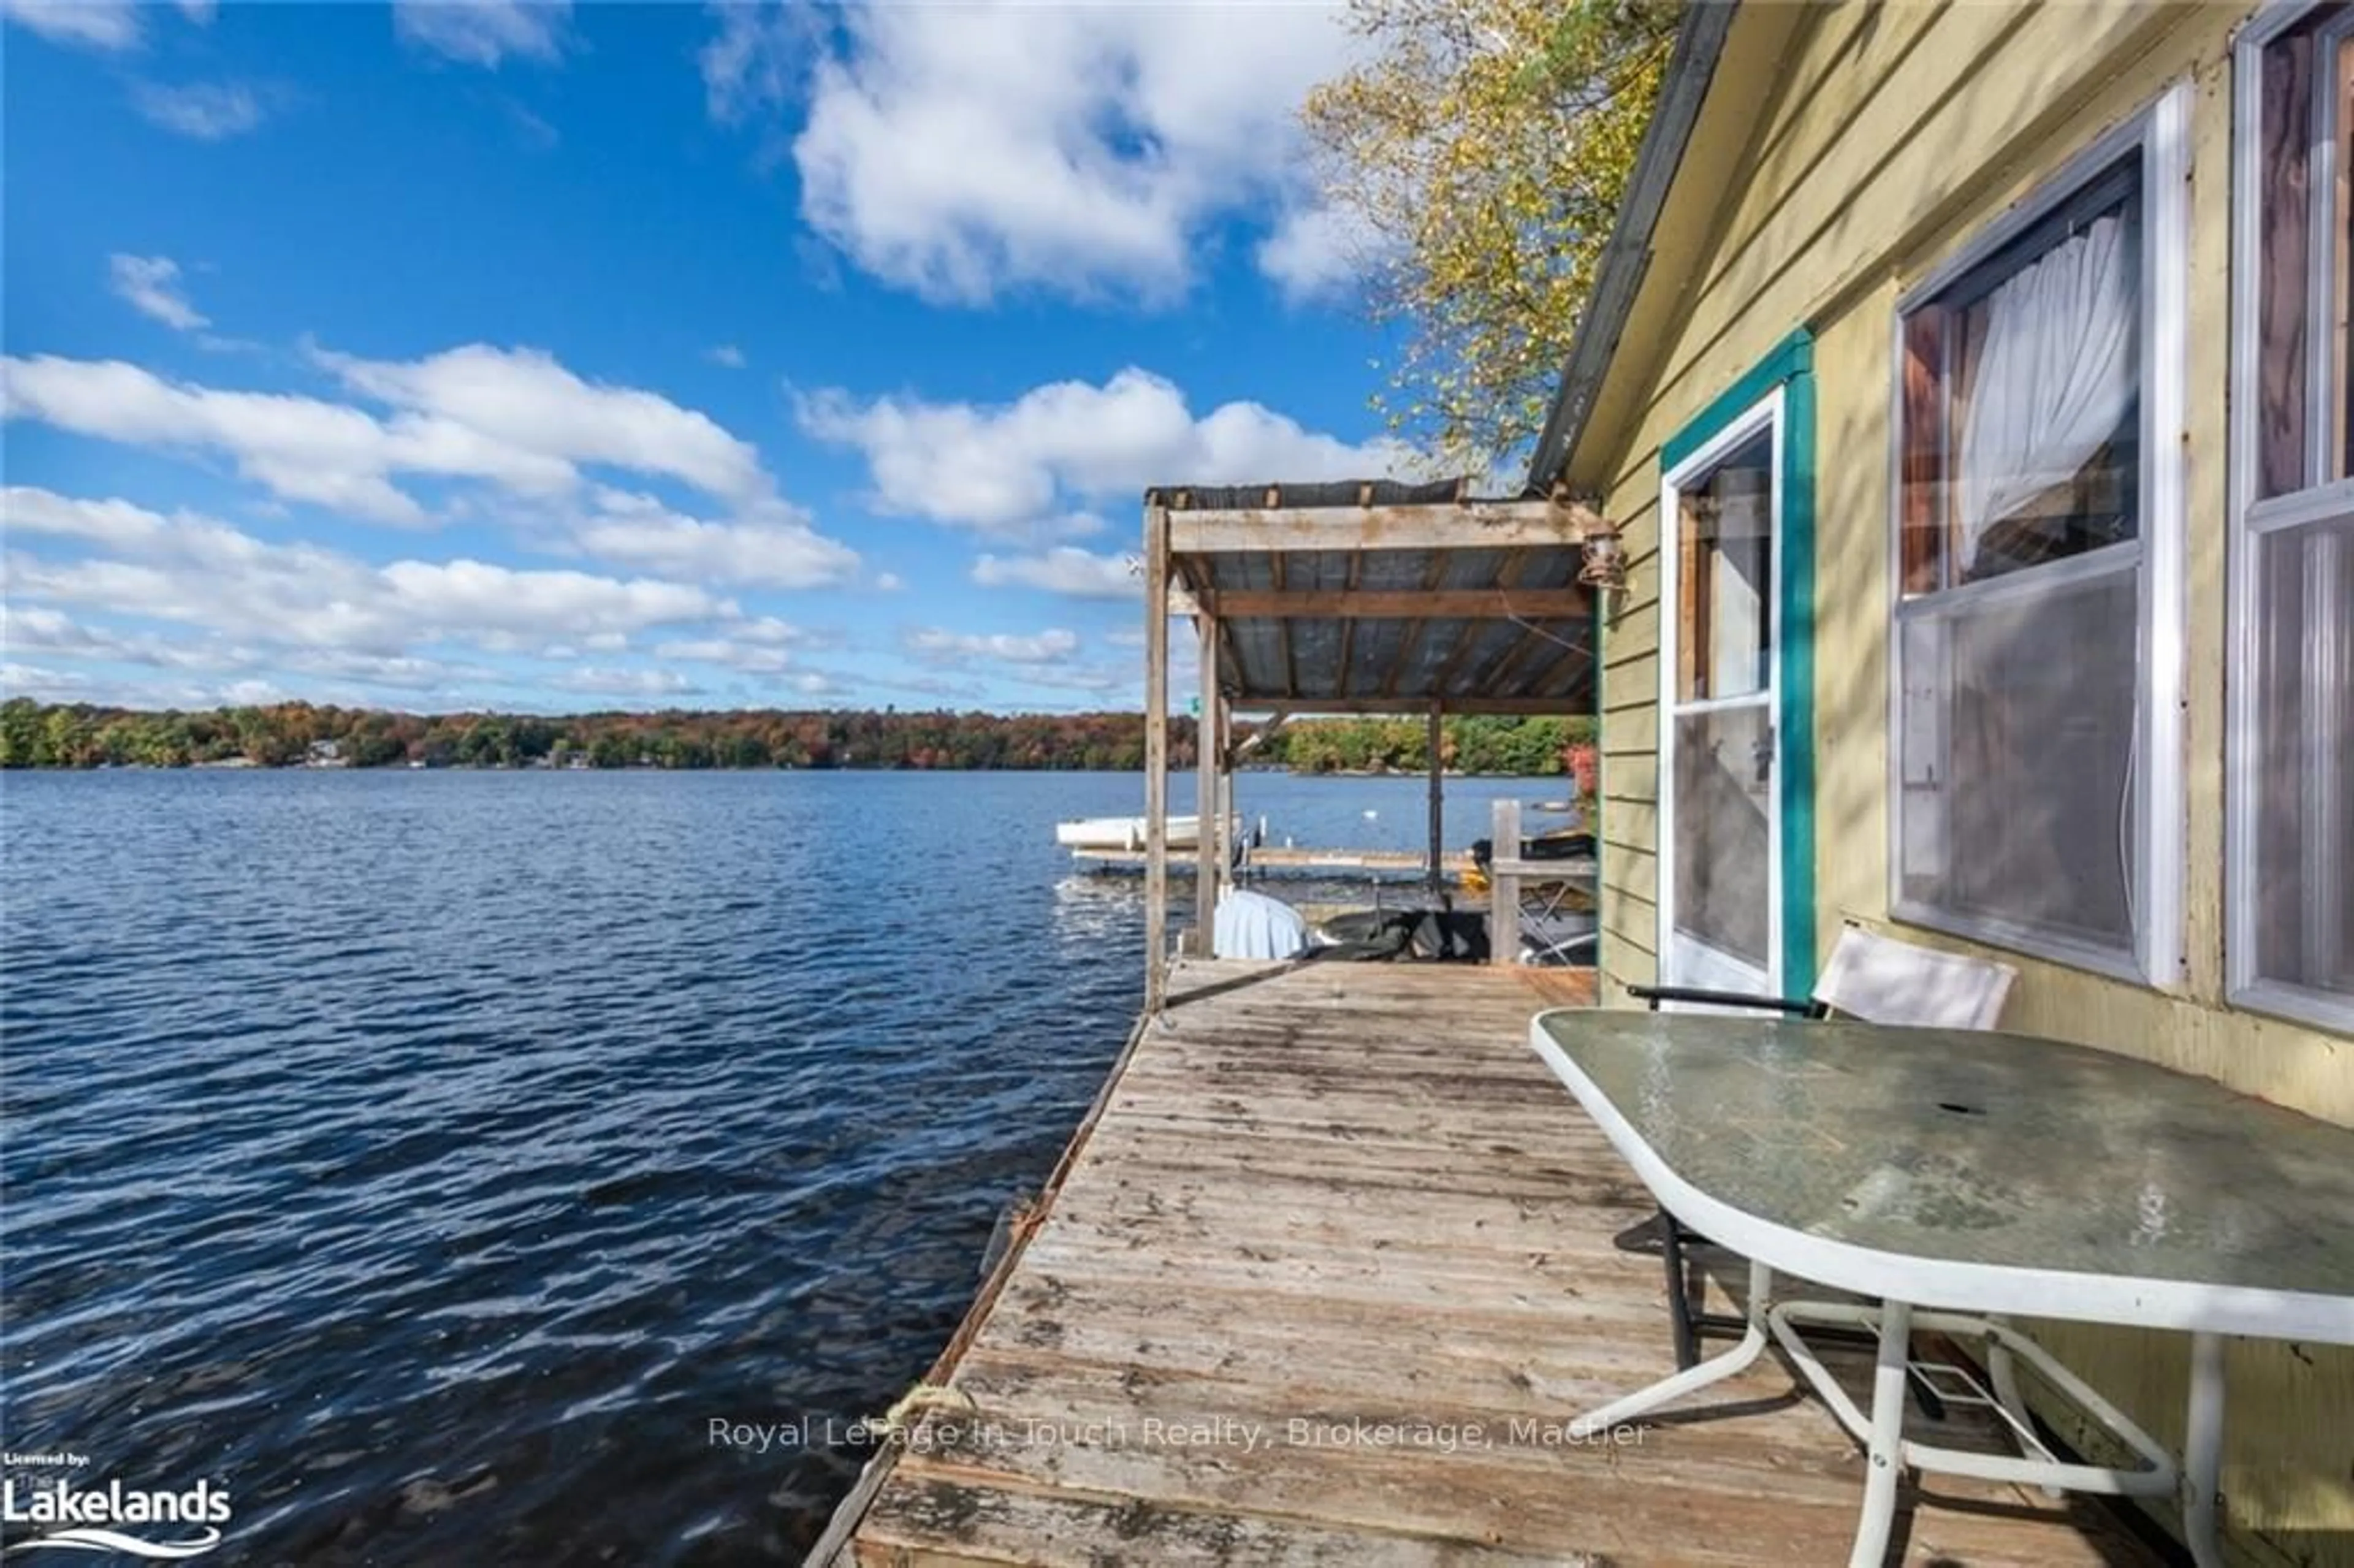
[1213,888,1308,961]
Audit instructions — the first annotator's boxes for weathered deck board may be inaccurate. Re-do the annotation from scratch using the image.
[829,962,2162,1567]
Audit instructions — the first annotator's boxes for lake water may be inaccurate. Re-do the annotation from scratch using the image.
[0,767,1558,1563]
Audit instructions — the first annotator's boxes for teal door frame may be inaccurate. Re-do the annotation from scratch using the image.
[1658,330,1818,998]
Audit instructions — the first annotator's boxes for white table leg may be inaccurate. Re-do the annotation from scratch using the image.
[1848,1300,1914,1568]
[2183,1331,2225,1568]
[1569,1259,1773,1439]
[1984,1312,2032,1428]
[1984,1312,2062,1498]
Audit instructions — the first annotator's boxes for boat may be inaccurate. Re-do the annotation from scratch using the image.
[1055,813,1221,851]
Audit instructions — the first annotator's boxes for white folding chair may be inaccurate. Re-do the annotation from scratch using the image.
[1625,925,2017,1375]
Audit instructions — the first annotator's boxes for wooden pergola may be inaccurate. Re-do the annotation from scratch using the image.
[1140,479,1605,1007]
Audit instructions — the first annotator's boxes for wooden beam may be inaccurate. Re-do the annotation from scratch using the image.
[1490,798,1522,967]
[1425,702,1444,895]
[1213,614,1246,704]
[1195,616,1221,950]
[1215,698,1235,890]
[1488,856,1597,880]
[1144,503,1170,1010]
[1167,498,1599,555]
[1224,710,1290,767]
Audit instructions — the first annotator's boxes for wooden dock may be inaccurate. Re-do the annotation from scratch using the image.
[815,962,2162,1567]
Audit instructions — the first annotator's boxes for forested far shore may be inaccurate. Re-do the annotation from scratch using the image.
[0,699,1598,777]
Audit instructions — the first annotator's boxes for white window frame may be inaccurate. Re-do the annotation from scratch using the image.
[1884,85,2189,987]
[2228,3,2354,1034]
[1656,389,1786,997]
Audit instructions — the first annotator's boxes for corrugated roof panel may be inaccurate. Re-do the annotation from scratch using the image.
[1166,530,1594,709]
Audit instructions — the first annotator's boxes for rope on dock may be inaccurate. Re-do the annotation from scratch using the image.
[869,1381,980,1446]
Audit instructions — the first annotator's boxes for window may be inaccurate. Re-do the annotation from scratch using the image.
[2233,7,2354,1030]
[1892,97,2185,980]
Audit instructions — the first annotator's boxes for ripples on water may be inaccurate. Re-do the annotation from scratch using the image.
[0,768,1549,1562]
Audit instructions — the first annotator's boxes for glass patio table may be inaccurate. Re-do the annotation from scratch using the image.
[1528,1008,2354,1568]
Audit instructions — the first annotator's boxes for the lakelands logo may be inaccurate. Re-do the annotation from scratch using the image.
[1,1475,232,1559]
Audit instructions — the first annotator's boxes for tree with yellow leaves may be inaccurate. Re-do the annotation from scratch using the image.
[1302,0,1679,472]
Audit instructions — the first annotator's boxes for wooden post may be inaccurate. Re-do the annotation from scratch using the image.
[1145,504,1170,1011]
[1195,614,1221,952]
[1426,703,1444,896]
[1217,696,1236,885]
[1490,798,1522,967]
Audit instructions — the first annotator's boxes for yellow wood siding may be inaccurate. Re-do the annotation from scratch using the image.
[1580,2,2354,1559]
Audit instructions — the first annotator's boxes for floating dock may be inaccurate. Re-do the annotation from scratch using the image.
[1067,845,1481,878]
[810,961,2157,1566]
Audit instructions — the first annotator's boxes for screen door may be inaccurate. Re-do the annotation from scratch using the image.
[1659,398,1782,995]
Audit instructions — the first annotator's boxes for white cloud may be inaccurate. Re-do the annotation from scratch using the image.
[2,347,800,528]
[394,0,569,67]
[6,355,446,523]
[1258,200,1385,306]
[287,649,498,690]
[131,82,265,140]
[1,661,93,698]
[0,487,894,711]
[709,1,1362,304]
[972,547,1133,599]
[1,603,499,693]
[896,621,1132,697]
[653,639,791,674]
[699,2,810,126]
[0,0,213,52]
[569,489,859,590]
[704,344,747,370]
[649,618,821,674]
[1,0,141,50]
[3,486,734,658]
[317,342,772,506]
[2,605,201,668]
[872,571,902,591]
[734,616,805,647]
[999,665,1127,696]
[905,626,1080,666]
[108,255,208,331]
[17,665,427,709]
[551,666,702,698]
[801,367,1411,536]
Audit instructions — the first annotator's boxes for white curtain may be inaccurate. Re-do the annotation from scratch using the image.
[1955,214,2137,574]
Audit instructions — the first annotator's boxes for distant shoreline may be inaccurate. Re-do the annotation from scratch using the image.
[2,699,1594,778]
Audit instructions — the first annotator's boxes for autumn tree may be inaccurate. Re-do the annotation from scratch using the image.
[1301,0,1678,470]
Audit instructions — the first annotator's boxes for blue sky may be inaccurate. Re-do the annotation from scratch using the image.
[1,0,1410,713]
